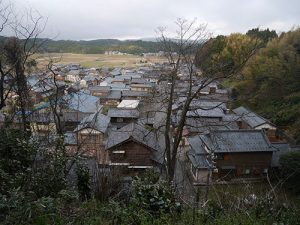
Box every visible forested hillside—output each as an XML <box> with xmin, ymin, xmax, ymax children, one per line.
<box><xmin>195</xmin><ymin>28</ymin><xmax>300</xmax><ymax>143</ymax></box>
<box><xmin>232</xmin><ymin>29</ymin><xmax>300</xmax><ymax>143</ymax></box>
<box><xmin>0</xmin><ymin>36</ymin><xmax>162</xmax><ymax>54</ymax></box>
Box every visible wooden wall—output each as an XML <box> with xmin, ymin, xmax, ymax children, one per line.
<box><xmin>214</xmin><ymin>151</ymin><xmax>273</xmax><ymax>179</ymax></box>
<box><xmin>109</xmin><ymin>141</ymin><xmax>155</xmax><ymax>167</ymax></box>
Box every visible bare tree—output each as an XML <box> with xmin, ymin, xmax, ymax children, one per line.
<box><xmin>156</xmin><ymin>18</ymin><xmax>259</xmax><ymax>183</ymax></box>
<box><xmin>0</xmin><ymin>1</ymin><xmax>46</xmax><ymax>133</ymax></box>
<box><xmin>46</xmin><ymin>59</ymin><xmax>65</xmax><ymax>135</ymax></box>
<box><xmin>0</xmin><ymin>0</ymin><xmax>12</xmax><ymax>110</ymax></box>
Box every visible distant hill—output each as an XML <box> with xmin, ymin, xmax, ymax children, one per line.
<box><xmin>0</xmin><ymin>36</ymin><xmax>163</xmax><ymax>55</ymax></box>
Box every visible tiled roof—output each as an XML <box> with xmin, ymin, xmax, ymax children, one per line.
<box><xmin>106</xmin><ymin>123</ymin><xmax>164</xmax><ymax>164</ymax></box>
<box><xmin>106</xmin><ymin>90</ymin><xmax>122</xmax><ymax>99</ymax></box>
<box><xmin>186</xmin><ymin>107</ymin><xmax>225</xmax><ymax>118</ymax></box>
<box><xmin>187</xmin><ymin>136</ymin><xmax>210</xmax><ymax>168</ymax></box>
<box><xmin>188</xmin><ymin>153</ymin><xmax>210</xmax><ymax>169</ymax></box>
<box><xmin>233</xmin><ymin>106</ymin><xmax>273</xmax><ymax>128</ymax></box>
<box><xmin>131</xmin><ymin>78</ymin><xmax>147</xmax><ymax>84</ymax></box>
<box><xmin>185</xmin><ymin>117</ymin><xmax>238</xmax><ymax>133</ymax></box>
<box><xmin>189</xmin><ymin>100</ymin><xmax>227</xmax><ymax>110</ymax></box>
<box><xmin>65</xmin><ymin>91</ymin><xmax>100</xmax><ymax>113</ymax></box>
<box><xmin>90</xmin><ymin>86</ymin><xmax>110</xmax><ymax>92</ymax></box>
<box><xmin>200</xmin><ymin>130</ymin><xmax>275</xmax><ymax>153</ymax></box>
<box><xmin>74</xmin><ymin>110</ymin><xmax>110</xmax><ymax>133</ymax></box>
<box><xmin>108</xmin><ymin>108</ymin><xmax>140</xmax><ymax>118</ymax></box>
<box><xmin>122</xmin><ymin>90</ymin><xmax>151</xmax><ymax>98</ymax></box>
<box><xmin>83</xmin><ymin>74</ymin><xmax>99</xmax><ymax>82</ymax></box>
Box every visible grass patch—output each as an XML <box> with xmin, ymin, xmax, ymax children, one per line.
<box><xmin>33</xmin><ymin>53</ymin><xmax>166</xmax><ymax>69</ymax></box>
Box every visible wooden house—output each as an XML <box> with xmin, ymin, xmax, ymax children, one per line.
<box><xmin>107</xmin><ymin>108</ymin><xmax>140</xmax><ymax>129</ymax></box>
<box><xmin>105</xmin><ymin>123</ymin><xmax>164</xmax><ymax>174</ymax></box>
<box><xmin>233</xmin><ymin>106</ymin><xmax>282</xmax><ymax>142</ymax></box>
<box><xmin>99</xmin><ymin>90</ymin><xmax>122</xmax><ymax>106</ymax></box>
<box><xmin>90</xmin><ymin>86</ymin><xmax>111</xmax><ymax>97</ymax></box>
<box><xmin>233</xmin><ymin>106</ymin><xmax>276</xmax><ymax>130</ymax></box>
<box><xmin>70</xmin><ymin>111</ymin><xmax>110</xmax><ymax>164</ymax></box>
<box><xmin>121</xmin><ymin>90</ymin><xmax>151</xmax><ymax>100</ymax></box>
<box><xmin>188</xmin><ymin>130</ymin><xmax>276</xmax><ymax>184</ymax></box>
<box><xmin>130</xmin><ymin>83</ymin><xmax>153</xmax><ymax>92</ymax></box>
<box><xmin>82</xmin><ymin>74</ymin><xmax>102</xmax><ymax>87</ymax></box>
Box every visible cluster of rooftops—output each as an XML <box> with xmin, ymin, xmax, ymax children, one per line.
<box><xmin>0</xmin><ymin>62</ymin><xmax>297</xmax><ymax>181</ymax></box>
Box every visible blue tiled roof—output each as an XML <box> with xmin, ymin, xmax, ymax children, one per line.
<box><xmin>74</xmin><ymin>110</ymin><xmax>110</xmax><ymax>133</ymax></box>
<box><xmin>65</xmin><ymin>91</ymin><xmax>99</xmax><ymax>113</ymax></box>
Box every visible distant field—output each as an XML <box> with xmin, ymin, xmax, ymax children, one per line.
<box><xmin>34</xmin><ymin>53</ymin><xmax>166</xmax><ymax>69</ymax></box>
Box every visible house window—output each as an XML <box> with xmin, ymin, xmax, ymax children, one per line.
<box><xmin>117</xmin><ymin>118</ymin><xmax>124</xmax><ymax>122</ymax></box>
<box><xmin>113</xmin><ymin>150</ymin><xmax>125</xmax><ymax>154</ymax></box>
<box><xmin>244</xmin><ymin>169</ymin><xmax>250</xmax><ymax>175</ymax></box>
<box><xmin>112</xmin><ymin>149</ymin><xmax>126</xmax><ymax>160</ymax></box>
<box><xmin>220</xmin><ymin>166</ymin><xmax>235</xmax><ymax>174</ymax></box>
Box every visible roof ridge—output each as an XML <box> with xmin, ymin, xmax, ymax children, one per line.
<box><xmin>214</xmin><ymin>129</ymin><xmax>263</xmax><ymax>133</ymax></box>
<box><xmin>235</xmin><ymin>106</ymin><xmax>274</xmax><ymax>126</ymax></box>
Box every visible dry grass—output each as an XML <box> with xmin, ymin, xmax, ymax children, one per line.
<box><xmin>34</xmin><ymin>53</ymin><xmax>166</xmax><ymax>69</ymax></box>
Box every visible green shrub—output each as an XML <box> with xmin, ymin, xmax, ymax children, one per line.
<box><xmin>279</xmin><ymin>151</ymin><xmax>300</xmax><ymax>194</ymax></box>
<box><xmin>76</xmin><ymin>163</ymin><xmax>92</xmax><ymax>201</ymax></box>
<box><xmin>0</xmin><ymin>129</ymin><xmax>36</xmax><ymax>195</ymax></box>
<box><xmin>131</xmin><ymin>172</ymin><xmax>181</xmax><ymax>217</ymax></box>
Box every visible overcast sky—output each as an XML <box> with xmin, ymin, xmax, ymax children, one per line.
<box><xmin>6</xmin><ymin>0</ymin><xmax>300</xmax><ymax>40</ymax></box>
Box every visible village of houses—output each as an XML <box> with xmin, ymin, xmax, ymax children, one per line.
<box><xmin>0</xmin><ymin>60</ymin><xmax>296</xmax><ymax>192</ymax></box>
